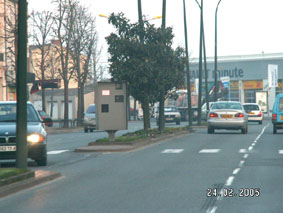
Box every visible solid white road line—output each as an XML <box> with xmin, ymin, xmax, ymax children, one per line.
<box><xmin>199</xmin><ymin>149</ymin><xmax>221</xmax><ymax>153</ymax></box>
<box><xmin>161</xmin><ymin>149</ymin><xmax>184</xmax><ymax>153</ymax></box>
<box><xmin>47</xmin><ymin>150</ymin><xmax>69</xmax><ymax>155</ymax></box>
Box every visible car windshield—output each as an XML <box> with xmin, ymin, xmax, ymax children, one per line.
<box><xmin>86</xmin><ymin>105</ymin><xmax>96</xmax><ymax>113</ymax></box>
<box><xmin>39</xmin><ymin>110</ymin><xmax>47</xmax><ymax>116</ymax></box>
<box><xmin>243</xmin><ymin>104</ymin><xmax>259</xmax><ymax>111</ymax></box>
<box><xmin>164</xmin><ymin>107</ymin><xmax>177</xmax><ymax>112</ymax></box>
<box><xmin>212</xmin><ymin>102</ymin><xmax>242</xmax><ymax>110</ymax></box>
<box><xmin>0</xmin><ymin>104</ymin><xmax>40</xmax><ymax>122</ymax></box>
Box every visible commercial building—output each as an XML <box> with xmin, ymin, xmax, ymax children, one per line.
<box><xmin>189</xmin><ymin>53</ymin><xmax>283</xmax><ymax>114</ymax></box>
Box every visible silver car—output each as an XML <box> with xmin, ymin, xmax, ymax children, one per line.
<box><xmin>83</xmin><ymin>104</ymin><xmax>96</xmax><ymax>133</ymax></box>
<box><xmin>207</xmin><ymin>101</ymin><xmax>248</xmax><ymax>134</ymax></box>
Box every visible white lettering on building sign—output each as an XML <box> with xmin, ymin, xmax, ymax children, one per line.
<box><xmin>268</xmin><ymin>64</ymin><xmax>278</xmax><ymax>88</ymax></box>
<box><xmin>102</xmin><ymin>90</ymin><xmax>110</xmax><ymax>96</ymax></box>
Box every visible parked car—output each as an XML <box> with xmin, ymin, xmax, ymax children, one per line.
<box><xmin>38</xmin><ymin>110</ymin><xmax>53</xmax><ymax>127</ymax></box>
<box><xmin>83</xmin><ymin>104</ymin><xmax>96</xmax><ymax>133</ymax></box>
<box><xmin>156</xmin><ymin>106</ymin><xmax>181</xmax><ymax>125</ymax></box>
<box><xmin>272</xmin><ymin>94</ymin><xmax>283</xmax><ymax>134</ymax></box>
<box><xmin>0</xmin><ymin>101</ymin><xmax>47</xmax><ymax>166</ymax></box>
<box><xmin>243</xmin><ymin>103</ymin><xmax>263</xmax><ymax>124</ymax></box>
<box><xmin>207</xmin><ymin>101</ymin><xmax>248</xmax><ymax>134</ymax></box>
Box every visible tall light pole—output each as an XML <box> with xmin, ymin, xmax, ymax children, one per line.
<box><xmin>183</xmin><ymin>0</ymin><xmax>192</xmax><ymax>126</ymax></box>
<box><xmin>197</xmin><ymin>0</ymin><xmax>203</xmax><ymax>125</ymax></box>
<box><xmin>16</xmin><ymin>0</ymin><xmax>28</xmax><ymax>169</ymax></box>
<box><xmin>214</xmin><ymin>0</ymin><xmax>222</xmax><ymax>102</ymax></box>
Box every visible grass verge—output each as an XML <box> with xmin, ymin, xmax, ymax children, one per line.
<box><xmin>0</xmin><ymin>168</ymin><xmax>29</xmax><ymax>180</ymax></box>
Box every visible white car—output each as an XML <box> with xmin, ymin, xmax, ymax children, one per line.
<box><xmin>243</xmin><ymin>103</ymin><xmax>263</xmax><ymax>124</ymax></box>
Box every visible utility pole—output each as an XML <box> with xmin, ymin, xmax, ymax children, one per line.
<box><xmin>183</xmin><ymin>0</ymin><xmax>192</xmax><ymax>126</ymax></box>
<box><xmin>16</xmin><ymin>0</ymin><xmax>28</xmax><ymax>169</ymax></box>
<box><xmin>197</xmin><ymin>0</ymin><xmax>203</xmax><ymax>125</ymax></box>
<box><xmin>214</xmin><ymin>0</ymin><xmax>222</xmax><ymax>102</ymax></box>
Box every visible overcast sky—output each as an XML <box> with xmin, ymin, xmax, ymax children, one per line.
<box><xmin>28</xmin><ymin>0</ymin><xmax>283</xmax><ymax>62</ymax></box>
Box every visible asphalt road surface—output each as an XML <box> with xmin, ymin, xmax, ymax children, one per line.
<box><xmin>1</xmin><ymin>120</ymin><xmax>283</xmax><ymax>213</ymax></box>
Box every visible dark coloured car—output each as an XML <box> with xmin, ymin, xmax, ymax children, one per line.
<box><xmin>38</xmin><ymin>110</ymin><xmax>53</xmax><ymax>127</ymax></box>
<box><xmin>0</xmin><ymin>101</ymin><xmax>47</xmax><ymax>166</ymax></box>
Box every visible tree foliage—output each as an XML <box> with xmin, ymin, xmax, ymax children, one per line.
<box><xmin>106</xmin><ymin>13</ymin><xmax>185</xmax><ymax>130</ymax></box>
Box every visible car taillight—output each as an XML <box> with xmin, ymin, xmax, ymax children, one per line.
<box><xmin>235</xmin><ymin>113</ymin><xmax>244</xmax><ymax>118</ymax></box>
<box><xmin>272</xmin><ymin>114</ymin><xmax>277</xmax><ymax>120</ymax></box>
<box><xmin>209</xmin><ymin>113</ymin><xmax>218</xmax><ymax>118</ymax></box>
<box><xmin>258</xmin><ymin>112</ymin><xmax>262</xmax><ymax>116</ymax></box>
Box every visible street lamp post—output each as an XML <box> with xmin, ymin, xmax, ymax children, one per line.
<box><xmin>183</xmin><ymin>0</ymin><xmax>192</xmax><ymax>126</ymax></box>
<box><xmin>214</xmin><ymin>0</ymin><xmax>222</xmax><ymax>102</ymax></box>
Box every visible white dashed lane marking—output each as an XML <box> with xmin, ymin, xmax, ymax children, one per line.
<box><xmin>161</xmin><ymin>149</ymin><xmax>184</xmax><ymax>153</ymax></box>
<box><xmin>279</xmin><ymin>150</ymin><xmax>283</xmax><ymax>154</ymax></box>
<box><xmin>47</xmin><ymin>150</ymin><xmax>69</xmax><ymax>155</ymax></box>
<box><xmin>199</xmin><ymin>149</ymin><xmax>220</xmax><ymax>153</ymax></box>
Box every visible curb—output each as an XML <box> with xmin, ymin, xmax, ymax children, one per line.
<box><xmin>0</xmin><ymin>171</ymin><xmax>35</xmax><ymax>187</ymax></box>
<box><xmin>75</xmin><ymin>130</ymin><xmax>192</xmax><ymax>153</ymax></box>
<box><xmin>0</xmin><ymin>170</ymin><xmax>61</xmax><ymax>198</ymax></box>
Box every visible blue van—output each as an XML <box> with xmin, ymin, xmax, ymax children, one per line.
<box><xmin>272</xmin><ymin>94</ymin><xmax>283</xmax><ymax>134</ymax></box>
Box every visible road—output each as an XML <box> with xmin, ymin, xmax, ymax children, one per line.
<box><xmin>0</xmin><ymin>120</ymin><xmax>283</xmax><ymax>213</ymax></box>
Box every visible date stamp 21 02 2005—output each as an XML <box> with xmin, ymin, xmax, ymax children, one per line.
<box><xmin>207</xmin><ymin>188</ymin><xmax>260</xmax><ymax>198</ymax></box>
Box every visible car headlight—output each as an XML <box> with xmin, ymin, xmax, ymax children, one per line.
<box><xmin>27</xmin><ymin>134</ymin><xmax>45</xmax><ymax>143</ymax></box>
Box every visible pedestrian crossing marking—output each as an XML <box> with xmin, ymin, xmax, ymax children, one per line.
<box><xmin>199</xmin><ymin>149</ymin><xmax>220</xmax><ymax>153</ymax></box>
<box><xmin>161</xmin><ymin>149</ymin><xmax>184</xmax><ymax>153</ymax></box>
<box><xmin>47</xmin><ymin>150</ymin><xmax>69</xmax><ymax>155</ymax></box>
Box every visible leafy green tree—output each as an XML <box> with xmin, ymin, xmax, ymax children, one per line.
<box><xmin>106</xmin><ymin>13</ymin><xmax>185</xmax><ymax>131</ymax></box>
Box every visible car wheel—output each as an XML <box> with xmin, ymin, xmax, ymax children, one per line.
<box><xmin>84</xmin><ymin>128</ymin><xmax>88</xmax><ymax>133</ymax></box>
<box><xmin>90</xmin><ymin>129</ymin><xmax>94</xmax><ymax>132</ymax></box>
<box><xmin>273</xmin><ymin>125</ymin><xmax>277</xmax><ymax>134</ymax></box>
<box><xmin>259</xmin><ymin>121</ymin><xmax>262</xmax><ymax>125</ymax></box>
<box><xmin>241</xmin><ymin>127</ymin><xmax>247</xmax><ymax>134</ymax></box>
<box><xmin>208</xmin><ymin>126</ymin><xmax>214</xmax><ymax>134</ymax></box>
<box><xmin>36</xmin><ymin>156</ymin><xmax>47</xmax><ymax>166</ymax></box>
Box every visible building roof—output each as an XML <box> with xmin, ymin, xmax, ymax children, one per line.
<box><xmin>190</xmin><ymin>52</ymin><xmax>283</xmax><ymax>64</ymax></box>
<box><xmin>32</xmin><ymin>84</ymin><xmax>95</xmax><ymax>97</ymax></box>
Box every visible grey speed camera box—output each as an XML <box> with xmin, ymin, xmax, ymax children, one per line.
<box><xmin>96</xmin><ymin>80</ymin><xmax>128</xmax><ymax>131</ymax></box>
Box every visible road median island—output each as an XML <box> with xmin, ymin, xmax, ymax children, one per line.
<box><xmin>75</xmin><ymin>126</ymin><xmax>193</xmax><ymax>152</ymax></box>
<box><xmin>0</xmin><ymin>169</ymin><xmax>61</xmax><ymax>198</ymax></box>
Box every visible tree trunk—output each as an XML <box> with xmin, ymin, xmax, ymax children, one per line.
<box><xmin>81</xmin><ymin>84</ymin><xmax>85</xmax><ymax>123</ymax></box>
<box><xmin>142</xmin><ymin>96</ymin><xmax>150</xmax><ymax>131</ymax></box>
<box><xmin>77</xmin><ymin>85</ymin><xmax>82</xmax><ymax>126</ymax></box>
<box><xmin>63</xmin><ymin>80</ymin><xmax>69</xmax><ymax>128</ymax></box>
<box><xmin>158</xmin><ymin>94</ymin><xmax>165</xmax><ymax>133</ymax></box>
<box><xmin>50</xmin><ymin>88</ymin><xmax>54</xmax><ymax>117</ymax></box>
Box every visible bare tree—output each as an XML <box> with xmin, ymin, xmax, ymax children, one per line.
<box><xmin>1</xmin><ymin>0</ymin><xmax>18</xmax><ymax>86</ymax></box>
<box><xmin>70</xmin><ymin>5</ymin><xmax>97</xmax><ymax>126</ymax></box>
<box><xmin>52</xmin><ymin>0</ymin><xmax>77</xmax><ymax>127</ymax></box>
<box><xmin>30</xmin><ymin>10</ymin><xmax>54</xmax><ymax>111</ymax></box>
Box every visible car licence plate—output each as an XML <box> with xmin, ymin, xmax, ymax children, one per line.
<box><xmin>248</xmin><ymin>112</ymin><xmax>255</xmax><ymax>115</ymax></box>
<box><xmin>0</xmin><ymin>146</ymin><xmax>16</xmax><ymax>152</ymax></box>
<box><xmin>281</xmin><ymin>115</ymin><xmax>283</xmax><ymax>120</ymax></box>
<box><xmin>221</xmin><ymin>114</ymin><xmax>233</xmax><ymax>118</ymax></box>
<box><xmin>166</xmin><ymin>118</ymin><xmax>173</xmax><ymax>121</ymax></box>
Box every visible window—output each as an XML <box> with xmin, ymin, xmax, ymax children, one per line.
<box><xmin>244</xmin><ymin>90</ymin><xmax>256</xmax><ymax>103</ymax></box>
<box><xmin>230</xmin><ymin>90</ymin><xmax>240</xmax><ymax>102</ymax></box>
<box><xmin>280</xmin><ymin>98</ymin><xmax>283</xmax><ymax>111</ymax></box>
